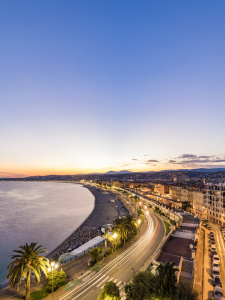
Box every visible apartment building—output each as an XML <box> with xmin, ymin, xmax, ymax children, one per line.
<box><xmin>204</xmin><ymin>181</ymin><xmax>225</xmax><ymax>227</ymax></box>
<box><xmin>169</xmin><ymin>187</ymin><xmax>181</xmax><ymax>201</ymax></box>
<box><xmin>192</xmin><ymin>190</ymin><xmax>204</xmax><ymax>218</ymax></box>
<box><xmin>181</xmin><ymin>188</ymin><xmax>189</xmax><ymax>202</ymax></box>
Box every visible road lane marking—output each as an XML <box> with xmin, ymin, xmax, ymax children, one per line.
<box><xmin>80</xmin><ymin>290</ymin><xmax>94</xmax><ymax>300</ymax></box>
<box><xmin>60</xmin><ymin>211</ymin><xmax>157</xmax><ymax>300</ymax></box>
<box><xmin>91</xmin><ymin>274</ymin><xmax>106</xmax><ymax>286</ymax></box>
<box><xmin>113</xmin><ymin>279</ymin><xmax>117</xmax><ymax>283</ymax></box>
<box><xmin>96</xmin><ymin>276</ymin><xmax>109</xmax><ymax>287</ymax></box>
<box><xmin>116</xmin><ymin>281</ymin><xmax>122</xmax><ymax>286</ymax></box>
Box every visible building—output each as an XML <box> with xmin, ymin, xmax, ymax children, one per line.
<box><xmin>111</xmin><ymin>181</ymin><xmax>120</xmax><ymax>188</ymax></box>
<box><xmin>192</xmin><ymin>190</ymin><xmax>204</xmax><ymax>218</ymax></box>
<box><xmin>160</xmin><ymin>184</ymin><xmax>169</xmax><ymax>196</ymax></box>
<box><xmin>181</xmin><ymin>188</ymin><xmax>189</xmax><ymax>202</ymax></box>
<box><xmin>169</xmin><ymin>187</ymin><xmax>181</xmax><ymax>201</ymax></box>
<box><xmin>204</xmin><ymin>181</ymin><xmax>225</xmax><ymax>227</ymax></box>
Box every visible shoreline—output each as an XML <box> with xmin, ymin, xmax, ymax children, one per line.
<box><xmin>47</xmin><ymin>184</ymin><xmax>121</xmax><ymax>260</ymax></box>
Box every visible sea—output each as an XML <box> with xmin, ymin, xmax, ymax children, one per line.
<box><xmin>0</xmin><ymin>181</ymin><xmax>95</xmax><ymax>285</ymax></box>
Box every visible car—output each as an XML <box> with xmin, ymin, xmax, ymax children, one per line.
<box><xmin>212</xmin><ymin>251</ymin><xmax>218</xmax><ymax>256</ymax></box>
<box><xmin>213</xmin><ymin>258</ymin><xmax>221</xmax><ymax>265</ymax></box>
<box><xmin>214</xmin><ymin>276</ymin><xmax>222</xmax><ymax>287</ymax></box>
<box><xmin>208</xmin><ymin>226</ymin><xmax>212</xmax><ymax>230</ymax></box>
<box><xmin>213</xmin><ymin>263</ymin><xmax>220</xmax><ymax>268</ymax></box>
<box><xmin>215</xmin><ymin>286</ymin><xmax>224</xmax><ymax>300</ymax></box>
<box><xmin>87</xmin><ymin>260</ymin><xmax>94</xmax><ymax>267</ymax></box>
<box><xmin>213</xmin><ymin>267</ymin><xmax>220</xmax><ymax>278</ymax></box>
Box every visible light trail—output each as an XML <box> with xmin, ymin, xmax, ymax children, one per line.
<box><xmin>59</xmin><ymin>209</ymin><xmax>160</xmax><ymax>300</ymax></box>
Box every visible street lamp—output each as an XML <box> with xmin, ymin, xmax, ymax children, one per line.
<box><xmin>113</xmin><ymin>233</ymin><xmax>118</xmax><ymax>258</ymax></box>
<box><xmin>48</xmin><ymin>262</ymin><xmax>59</xmax><ymax>299</ymax></box>
<box><xmin>138</xmin><ymin>219</ymin><xmax>141</xmax><ymax>237</ymax></box>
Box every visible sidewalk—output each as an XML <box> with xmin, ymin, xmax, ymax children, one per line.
<box><xmin>194</xmin><ymin>225</ymin><xmax>204</xmax><ymax>300</ymax></box>
<box><xmin>203</xmin><ymin>227</ymin><xmax>214</xmax><ymax>300</ymax></box>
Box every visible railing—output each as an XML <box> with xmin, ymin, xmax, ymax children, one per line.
<box><xmin>61</xmin><ymin>240</ymin><xmax>104</xmax><ymax>264</ymax></box>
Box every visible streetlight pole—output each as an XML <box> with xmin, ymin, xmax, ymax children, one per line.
<box><xmin>48</xmin><ymin>262</ymin><xmax>59</xmax><ymax>300</ymax></box>
<box><xmin>138</xmin><ymin>219</ymin><xmax>141</xmax><ymax>238</ymax></box>
<box><xmin>113</xmin><ymin>233</ymin><xmax>118</xmax><ymax>258</ymax></box>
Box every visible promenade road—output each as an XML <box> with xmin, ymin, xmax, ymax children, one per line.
<box><xmin>56</xmin><ymin>209</ymin><xmax>164</xmax><ymax>300</ymax></box>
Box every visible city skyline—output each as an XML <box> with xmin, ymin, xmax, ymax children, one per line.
<box><xmin>1</xmin><ymin>1</ymin><xmax>225</xmax><ymax>177</ymax></box>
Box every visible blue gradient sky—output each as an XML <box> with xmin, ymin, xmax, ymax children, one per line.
<box><xmin>1</xmin><ymin>1</ymin><xmax>225</xmax><ymax>176</ymax></box>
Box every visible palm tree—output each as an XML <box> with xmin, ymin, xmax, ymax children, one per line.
<box><xmin>104</xmin><ymin>228</ymin><xmax>109</xmax><ymax>253</ymax></box>
<box><xmin>7</xmin><ymin>242</ymin><xmax>50</xmax><ymax>300</ymax></box>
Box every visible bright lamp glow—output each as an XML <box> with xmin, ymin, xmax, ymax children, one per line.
<box><xmin>48</xmin><ymin>268</ymin><xmax>51</xmax><ymax>272</ymax></box>
<box><xmin>55</xmin><ymin>264</ymin><xmax>59</xmax><ymax>269</ymax></box>
<box><xmin>51</xmin><ymin>262</ymin><xmax>55</xmax><ymax>267</ymax></box>
<box><xmin>113</xmin><ymin>233</ymin><xmax>118</xmax><ymax>239</ymax></box>
<box><xmin>138</xmin><ymin>219</ymin><xmax>141</xmax><ymax>224</ymax></box>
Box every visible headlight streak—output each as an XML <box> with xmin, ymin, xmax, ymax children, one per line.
<box><xmin>60</xmin><ymin>210</ymin><xmax>160</xmax><ymax>300</ymax></box>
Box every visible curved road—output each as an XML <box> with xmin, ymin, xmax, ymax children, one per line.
<box><xmin>59</xmin><ymin>209</ymin><xmax>165</xmax><ymax>300</ymax></box>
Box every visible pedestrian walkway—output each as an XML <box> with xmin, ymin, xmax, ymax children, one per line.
<box><xmin>203</xmin><ymin>227</ymin><xmax>214</xmax><ymax>300</ymax></box>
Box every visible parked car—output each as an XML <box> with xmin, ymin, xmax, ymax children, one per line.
<box><xmin>87</xmin><ymin>260</ymin><xmax>94</xmax><ymax>267</ymax></box>
<box><xmin>211</xmin><ymin>241</ymin><xmax>216</xmax><ymax>245</ymax></box>
<box><xmin>213</xmin><ymin>267</ymin><xmax>220</xmax><ymax>278</ymax></box>
<box><xmin>214</xmin><ymin>276</ymin><xmax>222</xmax><ymax>287</ymax></box>
<box><xmin>208</xmin><ymin>226</ymin><xmax>212</xmax><ymax>230</ymax></box>
<box><xmin>212</xmin><ymin>251</ymin><xmax>218</xmax><ymax>256</ymax></box>
<box><xmin>213</xmin><ymin>263</ymin><xmax>220</xmax><ymax>268</ymax></box>
<box><xmin>215</xmin><ymin>286</ymin><xmax>224</xmax><ymax>300</ymax></box>
<box><xmin>211</xmin><ymin>246</ymin><xmax>216</xmax><ymax>251</ymax></box>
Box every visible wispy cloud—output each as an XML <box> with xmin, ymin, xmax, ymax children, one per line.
<box><xmin>167</xmin><ymin>154</ymin><xmax>225</xmax><ymax>166</ymax></box>
<box><xmin>0</xmin><ymin>172</ymin><xmax>27</xmax><ymax>178</ymax></box>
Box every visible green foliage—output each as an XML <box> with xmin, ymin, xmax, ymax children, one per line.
<box><xmin>46</xmin><ymin>270</ymin><xmax>67</xmax><ymax>292</ymax></box>
<box><xmin>98</xmin><ymin>281</ymin><xmax>120</xmax><ymax>300</ymax></box>
<box><xmin>88</xmin><ymin>247</ymin><xmax>103</xmax><ymax>264</ymax></box>
<box><xmin>163</xmin><ymin>221</ymin><xmax>170</xmax><ymax>235</ymax></box>
<box><xmin>125</xmin><ymin>262</ymin><xmax>198</xmax><ymax>300</ymax></box>
<box><xmin>106</xmin><ymin>248</ymin><xmax>113</xmax><ymax>255</ymax></box>
<box><xmin>7</xmin><ymin>242</ymin><xmax>50</xmax><ymax>300</ymax></box>
<box><xmin>170</xmin><ymin>219</ymin><xmax>176</xmax><ymax>226</ymax></box>
<box><xmin>17</xmin><ymin>286</ymin><xmax>49</xmax><ymax>300</ymax></box>
<box><xmin>156</xmin><ymin>262</ymin><xmax>177</xmax><ymax>299</ymax></box>
<box><xmin>177</xmin><ymin>281</ymin><xmax>198</xmax><ymax>300</ymax></box>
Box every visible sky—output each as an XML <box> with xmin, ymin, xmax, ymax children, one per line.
<box><xmin>0</xmin><ymin>0</ymin><xmax>225</xmax><ymax>177</ymax></box>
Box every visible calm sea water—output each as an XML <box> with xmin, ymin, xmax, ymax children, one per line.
<box><xmin>0</xmin><ymin>182</ymin><xmax>95</xmax><ymax>284</ymax></box>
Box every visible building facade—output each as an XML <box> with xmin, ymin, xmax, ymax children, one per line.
<box><xmin>204</xmin><ymin>181</ymin><xmax>225</xmax><ymax>227</ymax></box>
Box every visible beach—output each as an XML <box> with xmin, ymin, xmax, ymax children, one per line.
<box><xmin>48</xmin><ymin>185</ymin><xmax>129</xmax><ymax>260</ymax></box>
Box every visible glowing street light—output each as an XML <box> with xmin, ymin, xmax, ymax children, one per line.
<box><xmin>48</xmin><ymin>261</ymin><xmax>59</xmax><ymax>299</ymax></box>
<box><xmin>113</xmin><ymin>232</ymin><xmax>118</xmax><ymax>258</ymax></box>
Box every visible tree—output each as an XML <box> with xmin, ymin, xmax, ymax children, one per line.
<box><xmin>88</xmin><ymin>247</ymin><xmax>103</xmax><ymax>264</ymax></box>
<box><xmin>155</xmin><ymin>262</ymin><xmax>177</xmax><ymax>299</ymax></box>
<box><xmin>177</xmin><ymin>281</ymin><xmax>198</xmax><ymax>300</ymax></box>
<box><xmin>46</xmin><ymin>270</ymin><xmax>67</xmax><ymax>292</ymax></box>
<box><xmin>104</xmin><ymin>228</ymin><xmax>109</xmax><ymax>253</ymax></box>
<box><xmin>98</xmin><ymin>281</ymin><xmax>120</xmax><ymax>300</ymax></box>
<box><xmin>125</xmin><ymin>270</ymin><xmax>156</xmax><ymax>300</ymax></box>
<box><xmin>7</xmin><ymin>242</ymin><xmax>50</xmax><ymax>300</ymax></box>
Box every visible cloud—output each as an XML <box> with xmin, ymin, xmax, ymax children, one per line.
<box><xmin>0</xmin><ymin>172</ymin><xmax>27</xmax><ymax>178</ymax></box>
<box><xmin>147</xmin><ymin>160</ymin><xmax>159</xmax><ymax>163</ymax></box>
<box><xmin>132</xmin><ymin>158</ymin><xmax>139</xmax><ymax>161</ymax></box>
<box><xmin>167</xmin><ymin>154</ymin><xmax>225</xmax><ymax>166</ymax></box>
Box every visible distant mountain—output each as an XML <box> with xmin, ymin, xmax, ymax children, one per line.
<box><xmin>191</xmin><ymin>168</ymin><xmax>225</xmax><ymax>172</ymax></box>
<box><xmin>158</xmin><ymin>168</ymin><xmax>225</xmax><ymax>173</ymax></box>
<box><xmin>105</xmin><ymin>170</ymin><xmax>133</xmax><ymax>175</ymax></box>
